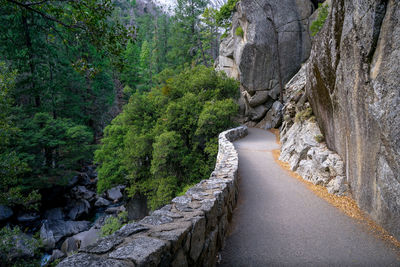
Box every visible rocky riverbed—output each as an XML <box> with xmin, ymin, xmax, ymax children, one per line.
<box><xmin>0</xmin><ymin>166</ymin><xmax>140</xmax><ymax>265</ymax></box>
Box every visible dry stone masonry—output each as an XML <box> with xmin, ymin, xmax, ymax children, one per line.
<box><xmin>58</xmin><ymin>126</ymin><xmax>248</xmax><ymax>267</ymax></box>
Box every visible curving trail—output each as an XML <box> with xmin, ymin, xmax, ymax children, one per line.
<box><xmin>218</xmin><ymin>128</ymin><xmax>399</xmax><ymax>266</ymax></box>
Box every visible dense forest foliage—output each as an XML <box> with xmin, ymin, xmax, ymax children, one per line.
<box><xmin>96</xmin><ymin>66</ymin><xmax>238</xmax><ymax>210</ymax></box>
<box><xmin>0</xmin><ymin>0</ymin><xmax>239</xmax><ymax>216</ymax></box>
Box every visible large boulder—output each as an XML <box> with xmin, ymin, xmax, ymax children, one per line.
<box><xmin>71</xmin><ymin>186</ymin><xmax>96</xmax><ymax>201</ymax></box>
<box><xmin>94</xmin><ymin>197</ymin><xmax>111</xmax><ymax>207</ymax></box>
<box><xmin>61</xmin><ymin>227</ymin><xmax>100</xmax><ymax>255</ymax></box>
<box><xmin>40</xmin><ymin>220</ymin><xmax>90</xmax><ymax>250</ymax></box>
<box><xmin>0</xmin><ymin>205</ymin><xmax>13</xmax><ymax>221</ymax></box>
<box><xmin>67</xmin><ymin>199</ymin><xmax>90</xmax><ymax>220</ymax></box>
<box><xmin>106</xmin><ymin>186</ymin><xmax>124</xmax><ymax>202</ymax></box>
<box><xmin>126</xmin><ymin>194</ymin><xmax>148</xmax><ymax>221</ymax></box>
<box><xmin>217</xmin><ymin>0</ymin><xmax>315</xmax><ymax>123</ymax></box>
<box><xmin>48</xmin><ymin>249</ymin><xmax>65</xmax><ymax>264</ymax></box>
<box><xmin>305</xmin><ymin>0</ymin><xmax>400</xmax><ymax>239</ymax></box>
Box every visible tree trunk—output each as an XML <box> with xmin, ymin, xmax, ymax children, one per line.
<box><xmin>22</xmin><ymin>12</ymin><xmax>40</xmax><ymax>108</ymax></box>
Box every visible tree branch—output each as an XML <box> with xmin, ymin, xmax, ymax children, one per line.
<box><xmin>6</xmin><ymin>0</ymin><xmax>85</xmax><ymax>30</ymax></box>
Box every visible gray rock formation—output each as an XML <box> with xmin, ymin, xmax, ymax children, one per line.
<box><xmin>67</xmin><ymin>199</ymin><xmax>90</xmax><ymax>220</ymax></box>
<box><xmin>58</xmin><ymin>126</ymin><xmax>248</xmax><ymax>267</ymax></box>
<box><xmin>305</xmin><ymin>0</ymin><xmax>400</xmax><ymax>239</ymax></box>
<box><xmin>217</xmin><ymin>0</ymin><xmax>315</xmax><ymax>124</ymax></box>
<box><xmin>94</xmin><ymin>197</ymin><xmax>111</xmax><ymax>207</ymax></box>
<box><xmin>61</xmin><ymin>227</ymin><xmax>100</xmax><ymax>255</ymax></box>
<box><xmin>40</xmin><ymin>220</ymin><xmax>91</xmax><ymax>250</ymax></box>
<box><xmin>49</xmin><ymin>249</ymin><xmax>66</xmax><ymax>264</ymax></box>
<box><xmin>106</xmin><ymin>186</ymin><xmax>124</xmax><ymax>202</ymax></box>
<box><xmin>280</xmin><ymin>63</ymin><xmax>348</xmax><ymax>196</ymax></box>
<box><xmin>71</xmin><ymin>186</ymin><xmax>96</xmax><ymax>201</ymax></box>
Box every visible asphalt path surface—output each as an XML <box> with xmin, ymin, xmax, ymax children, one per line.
<box><xmin>218</xmin><ymin>128</ymin><xmax>400</xmax><ymax>267</ymax></box>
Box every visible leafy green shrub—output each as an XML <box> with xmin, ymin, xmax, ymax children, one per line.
<box><xmin>235</xmin><ymin>26</ymin><xmax>244</xmax><ymax>38</ymax></box>
<box><xmin>213</xmin><ymin>0</ymin><xmax>240</xmax><ymax>37</ymax></box>
<box><xmin>100</xmin><ymin>212</ymin><xmax>128</xmax><ymax>237</ymax></box>
<box><xmin>310</xmin><ymin>3</ymin><xmax>329</xmax><ymax>36</ymax></box>
<box><xmin>314</xmin><ymin>134</ymin><xmax>325</xmax><ymax>143</ymax></box>
<box><xmin>295</xmin><ymin>107</ymin><xmax>313</xmax><ymax>123</ymax></box>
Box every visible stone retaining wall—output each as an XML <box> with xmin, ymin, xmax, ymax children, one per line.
<box><xmin>58</xmin><ymin>126</ymin><xmax>248</xmax><ymax>267</ymax></box>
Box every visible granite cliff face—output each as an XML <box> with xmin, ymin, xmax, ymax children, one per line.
<box><xmin>219</xmin><ymin>0</ymin><xmax>400</xmax><ymax>240</ymax></box>
<box><xmin>279</xmin><ymin>64</ymin><xmax>348</xmax><ymax>196</ymax></box>
<box><xmin>217</xmin><ymin>0</ymin><xmax>315</xmax><ymax>124</ymax></box>
<box><xmin>306</xmin><ymin>0</ymin><xmax>400</xmax><ymax>239</ymax></box>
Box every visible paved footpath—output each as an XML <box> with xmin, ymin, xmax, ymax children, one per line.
<box><xmin>219</xmin><ymin>128</ymin><xmax>400</xmax><ymax>267</ymax></box>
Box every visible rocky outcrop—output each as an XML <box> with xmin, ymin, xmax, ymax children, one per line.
<box><xmin>280</xmin><ymin>64</ymin><xmax>348</xmax><ymax>195</ymax></box>
<box><xmin>40</xmin><ymin>220</ymin><xmax>91</xmax><ymax>250</ymax></box>
<box><xmin>58</xmin><ymin>126</ymin><xmax>248</xmax><ymax>267</ymax></box>
<box><xmin>305</xmin><ymin>0</ymin><xmax>400</xmax><ymax>239</ymax></box>
<box><xmin>217</xmin><ymin>0</ymin><xmax>315</xmax><ymax>125</ymax></box>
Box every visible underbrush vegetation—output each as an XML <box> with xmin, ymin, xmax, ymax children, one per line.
<box><xmin>235</xmin><ymin>26</ymin><xmax>244</xmax><ymax>38</ymax></box>
<box><xmin>100</xmin><ymin>212</ymin><xmax>129</xmax><ymax>237</ymax></box>
<box><xmin>95</xmin><ymin>66</ymin><xmax>239</xmax><ymax>210</ymax></box>
<box><xmin>295</xmin><ymin>107</ymin><xmax>314</xmax><ymax>123</ymax></box>
<box><xmin>310</xmin><ymin>3</ymin><xmax>329</xmax><ymax>36</ymax></box>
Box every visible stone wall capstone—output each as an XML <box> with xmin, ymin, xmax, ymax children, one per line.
<box><xmin>58</xmin><ymin>126</ymin><xmax>248</xmax><ymax>267</ymax></box>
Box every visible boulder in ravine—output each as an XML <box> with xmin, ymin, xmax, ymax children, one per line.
<box><xmin>106</xmin><ymin>186</ymin><xmax>124</xmax><ymax>202</ymax></box>
<box><xmin>48</xmin><ymin>249</ymin><xmax>65</xmax><ymax>264</ymax></box>
<box><xmin>94</xmin><ymin>197</ymin><xmax>111</xmax><ymax>207</ymax></box>
<box><xmin>105</xmin><ymin>205</ymin><xmax>126</xmax><ymax>215</ymax></box>
<box><xmin>71</xmin><ymin>186</ymin><xmax>96</xmax><ymax>201</ymax></box>
<box><xmin>40</xmin><ymin>220</ymin><xmax>90</xmax><ymax>250</ymax></box>
<box><xmin>217</xmin><ymin>0</ymin><xmax>315</xmax><ymax>123</ymax></box>
<box><xmin>68</xmin><ymin>175</ymin><xmax>79</xmax><ymax>187</ymax></box>
<box><xmin>126</xmin><ymin>194</ymin><xmax>148</xmax><ymax>221</ymax></box>
<box><xmin>61</xmin><ymin>227</ymin><xmax>100</xmax><ymax>255</ymax></box>
<box><xmin>67</xmin><ymin>199</ymin><xmax>90</xmax><ymax>220</ymax></box>
<box><xmin>77</xmin><ymin>173</ymin><xmax>95</xmax><ymax>187</ymax></box>
<box><xmin>0</xmin><ymin>205</ymin><xmax>13</xmax><ymax>221</ymax></box>
<box><xmin>305</xmin><ymin>0</ymin><xmax>400</xmax><ymax>239</ymax></box>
